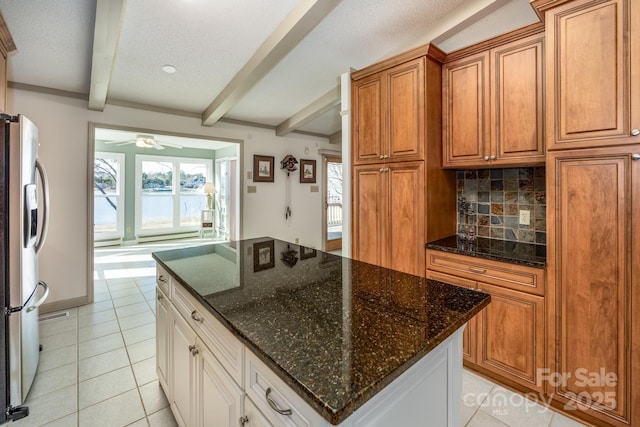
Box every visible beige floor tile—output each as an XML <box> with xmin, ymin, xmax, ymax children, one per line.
<box><xmin>93</xmin><ymin>291</ymin><xmax>112</xmax><ymax>302</ymax></box>
<box><xmin>127</xmin><ymin>418</ymin><xmax>150</xmax><ymax>427</ymax></box>
<box><xmin>467</xmin><ymin>410</ymin><xmax>510</xmax><ymax>427</ymax></box>
<box><xmin>109</xmin><ymin>286</ymin><xmax>143</xmax><ymax>299</ymax></box>
<box><xmin>148</xmin><ymin>407</ymin><xmax>177</xmax><ymax>427</ymax></box>
<box><xmin>38</xmin><ymin>345</ymin><xmax>77</xmax><ymax>372</ymax></box>
<box><xmin>123</xmin><ymin>323</ymin><xmax>156</xmax><ymax>346</ymax></box>
<box><xmin>119</xmin><ymin>311</ymin><xmax>156</xmax><ymax>331</ymax></box>
<box><xmin>136</xmin><ymin>282</ymin><xmax>156</xmax><ymax>294</ymax></box>
<box><xmin>479</xmin><ymin>386</ymin><xmax>553</xmax><ymax>427</ymax></box>
<box><xmin>113</xmin><ymin>293</ymin><xmax>148</xmax><ymax>308</ymax></box>
<box><xmin>117</xmin><ymin>302</ymin><xmax>153</xmax><ymax>319</ymax></box>
<box><xmin>127</xmin><ymin>338</ymin><xmax>156</xmax><ymax>364</ymax></box>
<box><xmin>139</xmin><ymin>380</ymin><xmax>169</xmax><ymax>415</ymax></box>
<box><xmin>79</xmin><ymin>366</ymin><xmax>137</xmax><ymax>409</ymax></box>
<box><xmin>133</xmin><ymin>357</ymin><xmax>158</xmax><ymax>386</ymax></box>
<box><xmin>79</xmin><ymin>347</ymin><xmax>130</xmax><ymax>381</ymax></box>
<box><xmin>79</xmin><ymin>332</ymin><xmax>124</xmax><ymax>360</ymax></box>
<box><xmin>79</xmin><ymin>319</ymin><xmax>120</xmax><ymax>342</ymax></box>
<box><xmin>79</xmin><ymin>389</ymin><xmax>146</xmax><ymax>427</ymax></box>
<box><xmin>40</xmin><ymin>330</ymin><xmax>77</xmax><ymax>353</ymax></box>
<box><xmin>13</xmin><ymin>384</ymin><xmax>77</xmax><ymax>426</ymax></box>
<box><xmin>78</xmin><ymin>308</ymin><xmax>117</xmax><ymax>327</ymax></box>
<box><xmin>41</xmin><ymin>413</ymin><xmax>78</xmax><ymax>426</ymax></box>
<box><xmin>28</xmin><ymin>362</ymin><xmax>77</xmax><ymax>399</ymax></box>
<box><xmin>40</xmin><ymin>317</ymin><xmax>77</xmax><ymax>338</ymax></box>
<box><xmin>77</xmin><ymin>300</ymin><xmax>114</xmax><ymax>315</ymax></box>
<box><xmin>550</xmin><ymin>412</ymin><xmax>589</xmax><ymax>426</ymax></box>
<box><xmin>143</xmin><ymin>291</ymin><xmax>156</xmax><ymax>302</ymax></box>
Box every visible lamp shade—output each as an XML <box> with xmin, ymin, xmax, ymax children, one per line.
<box><xmin>203</xmin><ymin>182</ymin><xmax>215</xmax><ymax>194</ymax></box>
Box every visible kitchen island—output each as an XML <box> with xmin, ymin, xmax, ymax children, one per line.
<box><xmin>152</xmin><ymin>237</ymin><xmax>490</xmax><ymax>426</ymax></box>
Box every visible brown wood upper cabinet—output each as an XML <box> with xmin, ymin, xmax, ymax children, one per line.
<box><xmin>442</xmin><ymin>33</ymin><xmax>545</xmax><ymax>168</ymax></box>
<box><xmin>542</xmin><ymin>0</ymin><xmax>640</xmax><ymax>150</ymax></box>
<box><xmin>352</xmin><ymin>57</ymin><xmax>425</xmax><ymax>165</ymax></box>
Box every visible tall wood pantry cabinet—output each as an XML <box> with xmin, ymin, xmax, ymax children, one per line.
<box><xmin>534</xmin><ymin>0</ymin><xmax>640</xmax><ymax>425</ymax></box>
<box><xmin>441</xmin><ymin>27</ymin><xmax>545</xmax><ymax>168</ymax></box>
<box><xmin>351</xmin><ymin>44</ymin><xmax>456</xmax><ymax>277</ymax></box>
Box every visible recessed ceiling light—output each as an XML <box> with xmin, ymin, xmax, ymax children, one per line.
<box><xmin>162</xmin><ymin>64</ymin><xmax>177</xmax><ymax>74</ymax></box>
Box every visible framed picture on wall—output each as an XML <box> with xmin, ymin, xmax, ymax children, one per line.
<box><xmin>299</xmin><ymin>245</ymin><xmax>317</xmax><ymax>260</ymax></box>
<box><xmin>299</xmin><ymin>159</ymin><xmax>316</xmax><ymax>183</ymax></box>
<box><xmin>253</xmin><ymin>240</ymin><xmax>275</xmax><ymax>272</ymax></box>
<box><xmin>253</xmin><ymin>155</ymin><xmax>274</xmax><ymax>182</ymax></box>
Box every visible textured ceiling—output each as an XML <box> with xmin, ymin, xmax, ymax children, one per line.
<box><xmin>0</xmin><ymin>0</ymin><xmax>539</xmax><ymax>138</ymax></box>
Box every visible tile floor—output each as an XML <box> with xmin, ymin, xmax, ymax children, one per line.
<box><xmin>17</xmin><ymin>239</ymin><xmax>588</xmax><ymax>426</ymax></box>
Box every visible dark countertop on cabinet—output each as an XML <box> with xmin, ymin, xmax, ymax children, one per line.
<box><xmin>152</xmin><ymin>237</ymin><xmax>490</xmax><ymax>425</ymax></box>
<box><xmin>426</xmin><ymin>236</ymin><xmax>546</xmax><ymax>268</ymax></box>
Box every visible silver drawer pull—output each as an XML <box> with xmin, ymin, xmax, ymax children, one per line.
<box><xmin>157</xmin><ymin>293</ymin><xmax>164</xmax><ymax>301</ymax></box>
<box><xmin>265</xmin><ymin>387</ymin><xmax>292</xmax><ymax>416</ymax></box>
<box><xmin>188</xmin><ymin>344</ymin><xmax>199</xmax><ymax>356</ymax></box>
<box><xmin>191</xmin><ymin>310</ymin><xmax>204</xmax><ymax>323</ymax></box>
<box><xmin>468</xmin><ymin>267</ymin><xmax>486</xmax><ymax>274</ymax></box>
<box><xmin>158</xmin><ymin>274</ymin><xmax>167</xmax><ymax>283</ymax></box>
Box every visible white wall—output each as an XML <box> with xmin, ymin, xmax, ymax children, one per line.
<box><xmin>8</xmin><ymin>88</ymin><xmax>334</xmax><ymax>309</ymax></box>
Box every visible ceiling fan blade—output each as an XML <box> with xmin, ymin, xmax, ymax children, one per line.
<box><xmin>116</xmin><ymin>141</ymin><xmax>136</xmax><ymax>146</ymax></box>
<box><xmin>158</xmin><ymin>142</ymin><xmax>183</xmax><ymax>149</ymax></box>
<box><xmin>104</xmin><ymin>139</ymin><xmax>133</xmax><ymax>145</ymax></box>
<box><xmin>153</xmin><ymin>144</ymin><xmax>165</xmax><ymax>150</ymax></box>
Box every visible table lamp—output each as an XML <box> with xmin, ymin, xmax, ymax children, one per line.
<box><xmin>204</xmin><ymin>182</ymin><xmax>215</xmax><ymax>210</ymax></box>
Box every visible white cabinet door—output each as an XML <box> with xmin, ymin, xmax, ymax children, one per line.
<box><xmin>171</xmin><ymin>306</ymin><xmax>197</xmax><ymax>427</ymax></box>
<box><xmin>156</xmin><ymin>287</ymin><xmax>171</xmax><ymax>396</ymax></box>
<box><xmin>196</xmin><ymin>340</ymin><xmax>243</xmax><ymax>427</ymax></box>
<box><xmin>244</xmin><ymin>398</ymin><xmax>274</xmax><ymax>427</ymax></box>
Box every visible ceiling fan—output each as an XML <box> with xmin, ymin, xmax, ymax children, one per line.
<box><xmin>104</xmin><ymin>134</ymin><xmax>182</xmax><ymax>150</ymax></box>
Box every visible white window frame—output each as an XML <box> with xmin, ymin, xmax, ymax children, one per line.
<box><xmin>94</xmin><ymin>151</ymin><xmax>126</xmax><ymax>240</ymax></box>
<box><xmin>135</xmin><ymin>154</ymin><xmax>213</xmax><ymax>236</ymax></box>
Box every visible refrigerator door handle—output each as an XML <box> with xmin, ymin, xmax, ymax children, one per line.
<box><xmin>34</xmin><ymin>160</ymin><xmax>50</xmax><ymax>254</ymax></box>
<box><xmin>25</xmin><ymin>281</ymin><xmax>49</xmax><ymax>313</ymax></box>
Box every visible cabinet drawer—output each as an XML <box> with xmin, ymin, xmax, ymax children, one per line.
<box><xmin>156</xmin><ymin>265</ymin><xmax>171</xmax><ymax>297</ymax></box>
<box><xmin>245</xmin><ymin>351</ymin><xmax>323</xmax><ymax>427</ymax></box>
<box><xmin>426</xmin><ymin>250</ymin><xmax>544</xmax><ymax>296</ymax></box>
<box><xmin>172</xmin><ymin>281</ymin><xmax>244</xmax><ymax>386</ymax></box>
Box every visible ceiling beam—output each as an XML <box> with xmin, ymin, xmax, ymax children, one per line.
<box><xmin>276</xmin><ymin>86</ymin><xmax>340</xmax><ymax>136</ymax></box>
<box><xmin>88</xmin><ymin>0</ymin><xmax>126</xmax><ymax>111</ymax></box>
<box><xmin>428</xmin><ymin>0</ymin><xmax>510</xmax><ymax>46</ymax></box>
<box><xmin>201</xmin><ymin>0</ymin><xmax>341</xmax><ymax>127</ymax></box>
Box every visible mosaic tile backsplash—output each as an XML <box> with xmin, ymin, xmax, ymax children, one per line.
<box><xmin>456</xmin><ymin>167</ymin><xmax>546</xmax><ymax>246</ymax></box>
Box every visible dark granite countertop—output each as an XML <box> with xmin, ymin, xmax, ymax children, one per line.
<box><xmin>426</xmin><ymin>235</ymin><xmax>546</xmax><ymax>268</ymax></box>
<box><xmin>152</xmin><ymin>237</ymin><xmax>490</xmax><ymax>425</ymax></box>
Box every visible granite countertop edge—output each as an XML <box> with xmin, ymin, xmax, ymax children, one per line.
<box><xmin>153</xmin><ymin>255</ymin><xmax>490</xmax><ymax>425</ymax></box>
<box><xmin>426</xmin><ymin>237</ymin><xmax>547</xmax><ymax>268</ymax></box>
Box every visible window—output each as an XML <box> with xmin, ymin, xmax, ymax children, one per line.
<box><xmin>94</xmin><ymin>152</ymin><xmax>125</xmax><ymax>239</ymax></box>
<box><xmin>136</xmin><ymin>155</ymin><xmax>212</xmax><ymax>234</ymax></box>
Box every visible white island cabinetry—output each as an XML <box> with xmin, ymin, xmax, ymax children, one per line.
<box><xmin>155</xmin><ymin>261</ymin><xmax>471</xmax><ymax>427</ymax></box>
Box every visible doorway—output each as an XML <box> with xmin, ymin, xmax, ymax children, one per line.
<box><xmin>324</xmin><ymin>156</ymin><xmax>342</xmax><ymax>251</ymax></box>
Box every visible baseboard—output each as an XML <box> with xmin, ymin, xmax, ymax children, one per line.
<box><xmin>137</xmin><ymin>231</ymin><xmax>199</xmax><ymax>243</ymax></box>
<box><xmin>40</xmin><ymin>296</ymin><xmax>89</xmax><ymax>314</ymax></box>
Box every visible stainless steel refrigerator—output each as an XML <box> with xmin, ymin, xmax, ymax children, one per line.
<box><xmin>0</xmin><ymin>114</ymin><xmax>50</xmax><ymax>422</ymax></box>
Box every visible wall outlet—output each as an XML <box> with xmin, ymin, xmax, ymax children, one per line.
<box><xmin>247</xmin><ymin>171</ymin><xmax>253</xmax><ymax>180</ymax></box>
<box><xmin>247</xmin><ymin>185</ymin><xmax>257</xmax><ymax>193</ymax></box>
<box><xmin>295</xmin><ymin>237</ymin><xmax>299</xmax><ymax>244</ymax></box>
<box><xmin>519</xmin><ymin>210</ymin><xmax>531</xmax><ymax>226</ymax></box>
<box><xmin>310</xmin><ymin>185</ymin><xmax>319</xmax><ymax>192</ymax></box>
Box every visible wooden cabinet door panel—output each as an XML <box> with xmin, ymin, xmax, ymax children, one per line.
<box><xmin>353</xmin><ymin>75</ymin><xmax>384</xmax><ymax>163</ymax></box>
<box><xmin>387</xmin><ymin>57</ymin><xmax>425</xmax><ymax>161</ymax></box>
<box><xmin>491</xmin><ymin>35</ymin><xmax>545</xmax><ymax>164</ymax></box>
<box><xmin>426</xmin><ymin>269</ymin><xmax>477</xmax><ymax>363</ymax></box>
<box><xmin>352</xmin><ymin>166</ymin><xmax>386</xmax><ymax>266</ymax></box>
<box><xmin>387</xmin><ymin>161</ymin><xmax>424</xmax><ymax>276</ymax></box>
<box><xmin>443</xmin><ymin>52</ymin><xmax>490</xmax><ymax>167</ymax></box>
<box><xmin>477</xmin><ymin>282</ymin><xmax>545</xmax><ymax>393</ymax></box>
<box><xmin>548</xmin><ymin>148</ymin><xmax>636</xmax><ymax>423</ymax></box>
<box><xmin>546</xmin><ymin>0</ymin><xmax>637</xmax><ymax>149</ymax></box>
